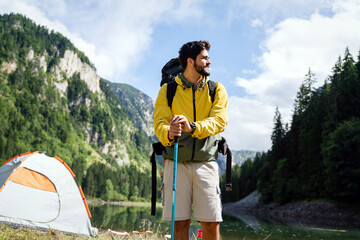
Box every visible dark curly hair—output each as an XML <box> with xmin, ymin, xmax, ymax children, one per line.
<box><xmin>178</xmin><ymin>40</ymin><xmax>210</xmax><ymax>70</ymax></box>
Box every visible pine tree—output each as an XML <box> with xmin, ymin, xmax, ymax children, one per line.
<box><xmin>271</xmin><ymin>107</ymin><xmax>285</xmax><ymax>145</ymax></box>
<box><xmin>339</xmin><ymin>48</ymin><xmax>360</xmax><ymax>119</ymax></box>
<box><xmin>294</xmin><ymin>69</ymin><xmax>316</xmax><ymax>115</ymax></box>
<box><xmin>258</xmin><ymin>108</ymin><xmax>287</xmax><ymax>202</ymax></box>
<box><xmin>298</xmin><ymin>86</ymin><xmax>327</xmax><ymax>199</ymax></box>
<box><xmin>321</xmin><ymin>49</ymin><xmax>360</xmax><ymax>201</ymax></box>
<box><xmin>270</xmin><ymin>107</ymin><xmax>287</xmax><ymax>163</ymax></box>
<box><xmin>322</xmin><ymin>118</ymin><xmax>360</xmax><ymax>200</ymax></box>
<box><xmin>272</xmin><ymin>158</ymin><xmax>293</xmax><ymax>203</ymax></box>
<box><xmin>356</xmin><ymin>50</ymin><xmax>360</xmax><ymax>82</ymax></box>
<box><xmin>104</xmin><ymin>179</ymin><xmax>115</xmax><ymax>201</ymax></box>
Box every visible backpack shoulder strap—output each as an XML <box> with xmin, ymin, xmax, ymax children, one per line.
<box><xmin>150</xmin><ymin>142</ymin><xmax>166</xmax><ymax>216</ymax></box>
<box><xmin>166</xmin><ymin>80</ymin><xmax>178</xmax><ymax>108</ymax></box>
<box><xmin>167</xmin><ymin>79</ymin><xmax>216</xmax><ymax>108</ymax></box>
<box><xmin>207</xmin><ymin>80</ymin><xmax>216</xmax><ymax>103</ymax></box>
<box><xmin>218</xmin><ymin>137</ymin><xmax>232</xmax><ymax>191</ymax></box>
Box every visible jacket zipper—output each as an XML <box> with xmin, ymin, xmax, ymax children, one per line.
<box><xmin>191</xmin><ymin>88</ymin><xmax>196</xmax><ymax>161</ymax></box>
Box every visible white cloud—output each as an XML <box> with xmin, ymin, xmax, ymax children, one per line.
<box><xmin>52</xmin><ymin>0</ymin><xmax>176</xmax><ymax>81</ymax></box>
<box><xmin>242</xmin><ymin>69</ymin><xmax>257</xmax><ymax>75</ymax></box>
<box><xmin>251</xmin><ymin>19</ymin><xmax>263</xmax><ymax>28</ymax></box>
<box><xmin>166</xmin><ymin>0</ymin><xmax>206</xmax><ymax>22</ymax></box>
<box><xmin>228</xmin><ymin>0</ymin><xmax>332</xmax><ymax>25</ymax></box>
<box><xmin>229</xmin><ymin>0</ymin><xmax>360</xmax><ymax>151</ymax></box>
<box><xmin>223</xmin><ymin>96</ymin><xmax>274</xmax><ymax>151</ymax></box>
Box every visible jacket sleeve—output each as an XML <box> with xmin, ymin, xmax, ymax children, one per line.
<box><xmin>153</xmin><ymin>84</ymin><xmax>174</xmax><ymax>146</ymax></box>
<box><xmin>191</xmin><ymin>82</ymin><xmax>228</xmax><ymax>139</ymax></box>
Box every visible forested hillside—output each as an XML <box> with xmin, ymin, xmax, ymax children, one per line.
<box><xmin>0</xmin><ymin>13</ymin><xmax>156</xmax><ymax>201</ymax></box>
<box><xmin>104</xmin><ymin>80</ymin><xmax>155</xmax><ymax>138</ymax></box>
<box><xmin>223</xmin><ymin>48</ymin><xmax>360</xmax><ymax>204</ymax></box>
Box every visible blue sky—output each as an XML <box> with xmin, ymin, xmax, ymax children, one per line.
<box><xmin>1</xmin><ymin>0</ymin><xmax>360</xmax><ymax>151</ymax></box>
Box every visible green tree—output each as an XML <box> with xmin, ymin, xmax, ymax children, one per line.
<box><xmin>272</xmin><ymin>158</ymin><xmax>293</xmax><ymax>203</ymax></box>
<box><xmin>297</xmin><ymin>86</ymin><xmax>327</xmax><ymax>199</ymax></box>
<box><xmin>83</xmin><ymin>168</ymin><xmax>96</xmax><ymax>197</ymax></box>
<box><xmin>130</xmin><ymin>186</ymin><xmax>139</xmax><ymax>201</ymax></box>
<box><xmin>239</xmin><ymin>159</ymin><xmax>256</xmax><ymax>198</ymax></box>
<box><xmin>104</xmin><ymin>179</ymin><xmax>115</xmax><ymax>201</ymax></box>
<box><xmin>257</xmin><ymin>160</ymin><xmax>273</xmax><ymax>203</ymax></box>
<box><xmin>337</xmin><ymin>48</ymin><xmax>360</xmax><ymax>121</ymax></box>
<box><xmin>294</xmin><ymin>69</ymin><xmax>316</xmax><ymax>115</ymax></box>
<box><xmin>120</xmin><ymin>181</ymin><xmax>130</xmax><ymax>199</ymax></box>
<box><xmin>322</xmin><ymin>118</ymin><xmax>360</xmax><ymax>200</ymax></box>
<box><xmin>271</xmin><ymin>107</ymin><xmax>286</xmax><ymax>148</ymax></box>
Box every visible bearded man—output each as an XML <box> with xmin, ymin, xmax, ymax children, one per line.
<box><xmin>154</xmin><ymin>40</ymin><xmax>228</xmax><ymax>240</ymax></box>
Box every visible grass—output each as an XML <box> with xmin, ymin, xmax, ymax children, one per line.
<box><xmin>0</xmin><ymin>224</ymin><xmax>85</xmax><ymax>240</ymax></box>
<box><xmin>0</xmin><ymin>224</ymin><xmax>166</xmax><ymax>240</ymax></box>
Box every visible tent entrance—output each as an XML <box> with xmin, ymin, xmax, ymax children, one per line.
<box><xmin>0</xmin><ymin>167</ymin><xmax>60</xmax><ymax>223</ymax></box>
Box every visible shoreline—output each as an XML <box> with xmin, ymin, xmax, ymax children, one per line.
<box><xmin>86</xmin><ymin>199</ymin><xmax>163</xmax><ymax>208</ymax></box>
<box><xmin>86</xmin><ymin>199</ymin><xmax>157</xmax><ymax>207</ymax></box>
<box><xmin>223</xmin><ymin>191</ymin><xmax>360</xmax><ymax>229</ymax></box>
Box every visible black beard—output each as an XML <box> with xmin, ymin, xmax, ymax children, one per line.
<box><xmin>194</xmin><ymin>62</ymin><xmax>210</xmax><ymax>76</ymax></box>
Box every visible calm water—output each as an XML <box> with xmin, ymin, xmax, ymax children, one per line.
<box><xmin>89</xmin><ymin>204</ymin><xmax>360</xmax><ymax>239</ymax></box>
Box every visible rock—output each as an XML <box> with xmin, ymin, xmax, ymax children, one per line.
<box><xmin>1</xmin><ymin>61</ymin><xmax>17</xmax><ymax>74</ymax></box>
<box><xmin>223</xmin><ymin>191</ymin><xmax>360</xmax><ymax>229</ymax></box>
<box><xmin>55</xmin><ymin>50</ymin><xmax>100</xmax><ymax>94</ymax></box>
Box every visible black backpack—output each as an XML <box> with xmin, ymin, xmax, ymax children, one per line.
<box><xmin>150</xmin><ymin>58</ymin><xmax>232</xmax><ymax>216</ymax></box>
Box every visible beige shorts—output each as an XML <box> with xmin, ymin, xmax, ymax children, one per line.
<box><xmin>162</xmin><ymin>160</ymin><xmax>223</xmax><ymax>222</ymax></box>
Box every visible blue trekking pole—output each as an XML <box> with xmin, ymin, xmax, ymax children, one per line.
<box><xmin>171</xmin><ymin>136</ymin><xmax>179</xmax><ymax>240</ymax></box>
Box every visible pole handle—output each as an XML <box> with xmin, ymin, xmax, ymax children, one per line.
<box><xmin>174</xmin><ymin>136</ymin><xmax>179</xmax><ymax>143</ymax></box>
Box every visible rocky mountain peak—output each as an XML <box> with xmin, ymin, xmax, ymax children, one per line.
<box><xmin>54</xmin><ymin>50</ymin><xmax>100</xmax><ymax>94</ymax></box>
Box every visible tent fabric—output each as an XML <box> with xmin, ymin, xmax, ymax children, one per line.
<box><xmin>0</xmin><ymin>152</ymin><xmax>98</xmax><ymax>236</ymax></box>
<box><xmin>0</xmin><ymin>152</ymin><xmax>34</xmax><ymax>189</ymax></box>
<box><xmin>9</xmin><ymin>167</ymin><xmax>57</xmax><ymax>192</ymax></box>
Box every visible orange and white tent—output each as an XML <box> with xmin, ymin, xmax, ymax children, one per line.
<box><xmin>0</xmin><ymin>151</ymin><xmax>98</xmax><ymax>236</ymax></box>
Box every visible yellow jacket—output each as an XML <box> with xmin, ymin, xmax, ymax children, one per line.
<box><xmin>153</xmin><ymin>75</ymin><xmax>228</xmax><ymax>162</ymax></box>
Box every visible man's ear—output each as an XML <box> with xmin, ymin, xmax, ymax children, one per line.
<box><xmin>187</xmin><ymin>58</ymin><xmax>194</xmax><ymax>66</ymax></box>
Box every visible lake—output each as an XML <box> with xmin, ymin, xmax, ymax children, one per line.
<box><xmin>89</xmin><ymin>204</ymin><xmax>360</xmax><ymax>239</ymax></box>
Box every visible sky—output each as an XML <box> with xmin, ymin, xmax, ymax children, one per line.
<box><xmin>1</xmin><ymin>0</ymin><xmax>360</xmax><ymax>151</ymax></box>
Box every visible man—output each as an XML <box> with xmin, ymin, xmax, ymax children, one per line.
<box><xmin>153</xmin><ymin>40</ymin><xmax>228</xmax><ymax>240</ymax></box>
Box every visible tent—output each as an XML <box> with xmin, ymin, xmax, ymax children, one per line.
<box><xmin>0</xmin><ymin>151</ymin><xmax>98</xmax><ymax>236</ymax></box>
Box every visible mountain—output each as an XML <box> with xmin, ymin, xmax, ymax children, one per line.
<box><xmin>232</xmin><ymin>150</ymin><xmax>258</xmax><ymax>165</ymax></box>
<box><xmin>104</xmin><ymin>80</ymin><xmax>155</xmax><ymax>139</ymax></box>
<box><xmin>0</xmin><ymin>13</ymin><xmax>153</xmax><ymax>201</ymax></box>
<box><xmin>217</xmin><ymin>149</ymin><xmax>258</xmax><ymax>175</ymax></box>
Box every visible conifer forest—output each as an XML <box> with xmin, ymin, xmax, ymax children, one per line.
<box><xmin>221</xmin><ymin>48</ymin><xmax>360</xmax><ymax>204</ymax></box>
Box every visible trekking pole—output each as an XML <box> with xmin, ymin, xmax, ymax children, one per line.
<box><xmin>171</xmin><ymin>136</ymin><xmax>179</xmax><ymax>240</ymax></box>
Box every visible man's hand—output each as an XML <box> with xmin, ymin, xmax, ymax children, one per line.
<box><xmin>168</xmin><ymin>122</ymin><xmax>181</xmax><ymax>141</ymax></box>
<box><xmin>168</xmin><ymin>115</ymin><xmax>192</xmax><ymax>140</ymax></box>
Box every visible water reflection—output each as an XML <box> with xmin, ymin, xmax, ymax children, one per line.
<box><xmin>89</xmin><ymin>204</ymin><xmax>360</xmax><ymax>240</ymax></box>
<box><xmin>90</xmin><ymin>205</ymin><xmax>166</xmax><ymax>233</ymax></box>
<box><xmin>90</xmin><ymin>205</ymin><xmax>201</xmax><ymax>237</ymax></box>
<box><xmin>222</xmin><ymin>210</ymin><xmax>360</xmax><ymax>240</ymax></box>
